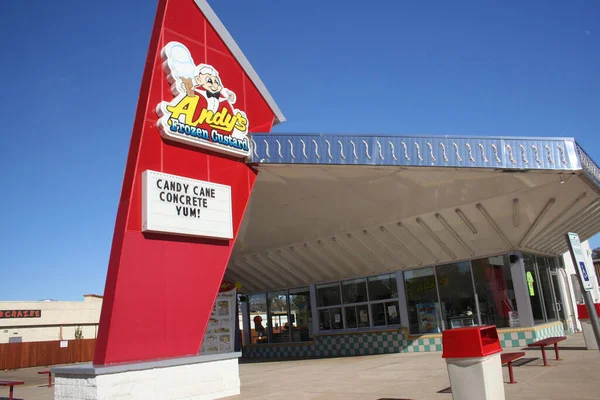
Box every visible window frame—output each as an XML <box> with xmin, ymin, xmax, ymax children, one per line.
<box><xmin>316</xmin><ymin>273</ymin><xmax>402</xmax><ymax>333</ymax></box>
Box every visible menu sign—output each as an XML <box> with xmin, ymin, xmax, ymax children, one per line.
<box><xmin>200</xmin><ymin>284</ymin><xmax>236</xmax><ymax>355</ymax></box>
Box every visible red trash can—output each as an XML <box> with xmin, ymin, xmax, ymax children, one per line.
<box><xmin>442</xmin><ymin>326</ymin><xmax>505</xmax><ymax>400</ymax></box>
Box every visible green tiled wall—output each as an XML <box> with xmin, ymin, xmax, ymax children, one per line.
<box><xmin>243</xmin><ymin>323</ymin><xmax>565</xmax><ymax>359</ymax></box>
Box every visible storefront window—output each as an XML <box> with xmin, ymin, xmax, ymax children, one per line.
<box><xmin>319</xmin><ymin>309</ymin><xmax>332</xmax><ymax>330</ymax></box>
<box><xmin>317</xmin><ymin>282</ymin><xmax>344</xmax><ymax>330</ymax></box>
<box><xmin>523</xmin><ymin>254</ymin><xmax>546</xmax><ymax>324</ymax></box>
<box><xmin>404</xmin><ymin>267</ymin><xmax>442</xmax><ymax>334</ymax></box>
<box><xmin>248</xmin><ymin>293</ymin><xmax>267</xmax><ymax>344</ymax></box>
<box><xmin>436</xmin><ymin>262</ymin><xmax>477</xmax><ymax>329</ymax></box>
<box><xmin>371</xmin><ymin>301</ymin><xmax>401</xmax><ymax>326</ymax></box>
<box><xmin>318</xmin><ymin>273</ymin><xmax>401</xmax><ymax>331</ymax></box>
<box><xmin>317</xmin><ymin>283</ymin><xmax>341</xmax><ymax>307</ymax></box>
<box><xmin>344</xmin><ymin>304</ymin><xmax>370</xmax><ymax>328</ymax></box>
<box><xmin>248</xmin><ymin>287</ymin><xmax>313</xmax><ymax>344</ymax></box>
<box><xmin>368</xmin><ymin>274</ymin><xmax>398</xmax><ymax>300</ymax></box>
<box><xmin>342</xmin><ymin>278</ymin><xmax>368</xmax><ymax>304</ymax></box>
<box><xmin>319</xmin><ymin>307</ymin><xmax>343</xmax><ymax>330</ymax></box>
<box><xmin>471</xmin><ymin>256</ymin><xmax>518</xmax><ymax>328</ymax></box>
<box><xmin>289</xmin><ymin>287</ymin><xmax>312</xmax><ymax>341</ymax></box>
<box><xmin>268</xmin><ymin>291</ymin><xmax>290</xmax><ymax>343</ymax></box>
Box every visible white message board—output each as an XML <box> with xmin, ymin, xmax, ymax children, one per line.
<box><xmin>566</xmin><ymin>232</ymin><xmax>594</xmax><ymax>292</ymax></box>
<box><xmin>142</xmin><ymin>170</ymin><xmax>233</xmax><ymax>239</ymax></box>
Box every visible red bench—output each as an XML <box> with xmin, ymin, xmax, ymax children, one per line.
<box><xmin>39</xmin><ymin>369</ymin><xmax>53</xmax><ymax>387</ymax></box>
<box><xmin>501</xmin><ymin>352</ymin><xmax>525</xmax><ymax>384</ymax></box>
<box><xmin>0</xmin><ymin>380</ymin><xmax>24</xmax><ymax>400</ymax></box>
<box><xmin>527</xmin><ymin>336</ymin><xmax>566</xmax><ymax>366</ymax></box>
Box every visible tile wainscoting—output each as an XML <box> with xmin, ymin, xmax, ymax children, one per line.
<box><xmin>242</xmin><ymin>322</ymin><xmax>565</xmax><ymax>359</ymax></box>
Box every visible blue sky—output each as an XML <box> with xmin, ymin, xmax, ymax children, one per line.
<box><xmin>0</xmin><ymin>0</ymin><xmax>598</xmax><ymax>300</ymax></box>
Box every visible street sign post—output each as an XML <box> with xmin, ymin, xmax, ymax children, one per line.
<box><xmin>566</xmin><ymin>232</ymin><xmax>600</xmax><ymax>352</ymax></box>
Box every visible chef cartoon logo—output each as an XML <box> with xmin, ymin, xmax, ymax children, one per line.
<box><xmin>156</xmin><ymin>41</ymin><xmax>250</xmax><ymax>157</ymax></box>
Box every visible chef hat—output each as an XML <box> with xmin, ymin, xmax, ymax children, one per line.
<box><xmin>195</xmin><ymin>64</ymin><xmax>219</xmax><ymax>77</ymax></box>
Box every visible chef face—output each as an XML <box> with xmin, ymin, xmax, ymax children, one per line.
<box><xmin>195</xmin><ymin>73</ymin><xmax>223</xmax><ymax>94</ymax></box>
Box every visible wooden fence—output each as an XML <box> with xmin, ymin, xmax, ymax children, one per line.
<box><xmin>0</xmin><ymin>339</ymin><xmax>96</xmax><ymax>370</ymax></box>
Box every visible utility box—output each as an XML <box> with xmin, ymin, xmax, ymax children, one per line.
<box><xmin>442</xmin><ymin>326</ymin><xmax>505</xmax><ymax>400</ymax></box>
<box><xmin>577</xmin><ymin>303</ymin><xmax>600</xmax><ymax>350</ymax></box>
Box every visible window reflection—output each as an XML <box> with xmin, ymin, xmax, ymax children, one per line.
<box><xmin>471</xmin><ymin>256</ymin><xmax>518</xmax><ymax>328</ymax></box>
<box><xmin>536</xmin><ymin>256</ymin><xmax>558</xmax><ymax>321</ymax></box>
<box><xmin>342</xmin><ymin>278</ymin><xmax>368</xmax><ymax>304</ymax></box>
<box><xmin>289</xmin><ymin>287</ymin><xmax>312</xmax><ymax>341</ymax></box>
<box><xmin>317</xmin><ymin>273</ymin><xmax>400</xmax><ymax>331</ymax></box>
<box><xmin>248</xmin><ymin>288</ymin><xmax>313</xmax><ymax>344</ymax></box>
<box><xmin>248</xmin><ymin>293</ymin><xmax>267</xmax><ymax>344</ymax></box>
<box><xmin>368</xmin><ymin>274</ymin><xmax>398</xmax><ymax>300</ymax></box>
<box><xmin>436</xmin><ymin>262</ymin><xmax>477</xmax><ymax>329</ymax></box>
<box><xmin>404</xmin><ymin>267</ymin><xmax>442</xmax><ymax>334</ymax></box>
<box><xmin>268</xmin><ymin>291</ymin><xmax>289</xmax><ymax>343</ymax></box>
<box><xmin>317</xmin><ymin>283</ymin><xmax>341</xmax><ymax>307</ymax></box>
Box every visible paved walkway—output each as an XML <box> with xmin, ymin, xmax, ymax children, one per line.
<box><xmin>1</xmin><ymin>333</ymin><xmax>598</xmax><ymax>400</ymax></box>
<box><xmin>233</xmin><ymin>333</ymin><xmax>599</xmax><ymax>400</ymax></box>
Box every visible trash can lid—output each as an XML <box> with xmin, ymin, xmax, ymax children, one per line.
<box><xmin>442</xmin><ymin>326</ymin><xmax>502</xmax><ymax>359</ymax></box>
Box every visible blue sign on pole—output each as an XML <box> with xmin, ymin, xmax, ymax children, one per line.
<box><xmin>579</xmin><ymin>261</ymin><xmax>590</xmax><ymax>282</ymax></box>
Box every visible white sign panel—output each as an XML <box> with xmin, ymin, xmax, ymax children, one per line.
<box><xmin>566</xmin><ymin>232</ymin><xmax>594</xmax><ymax>292</ymax></box>
<box><xmin>142</xmin><ymin>170</ymin><xmax>233</xmax><ymax>239</ymax></box>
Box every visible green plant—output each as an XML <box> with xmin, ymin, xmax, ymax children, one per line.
<box><xmin>74</xmin><ymin>326</ymin><xmax>84</xmax><ymax>340</ymax></box>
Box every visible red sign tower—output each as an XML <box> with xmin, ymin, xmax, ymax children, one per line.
<box><xmin>94</xmin><ymin>0</ymin><xmax>283</xmax><ymax>365</ymax></box>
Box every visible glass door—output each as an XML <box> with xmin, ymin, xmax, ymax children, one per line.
<box><xmin>550</xmin><ymin>271</ymin><xmax>567</xmax><ymax>329</ymax></box>
<box><xmin>268</xmin><ymin>291</ymin><xmax>290</xmax><ymax>343</ymax></box>
<box><xmin>536</xmin><ymin>257</ymin><xmax>558</xmax><ymax>321</ymax></box>
<box><xmin>523</xmin><ymin>254</ymin><xmax>546</xmax><ymax>323</ymax></box>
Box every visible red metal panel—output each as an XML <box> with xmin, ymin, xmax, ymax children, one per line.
<box><xmin>94</xmin><ymin>0</ymin><xmax>276</xmax><ymax>365</ymax></box>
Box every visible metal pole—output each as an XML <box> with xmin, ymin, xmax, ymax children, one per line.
<box><xmin>581</xmin><ymin>288</ymin><xmax>600</xmax><ymax>351</ymax></box>
<box><xmin>565</xmin><ymin>233</ymin><xmax>600</xmax><ymax>352</ymax></box>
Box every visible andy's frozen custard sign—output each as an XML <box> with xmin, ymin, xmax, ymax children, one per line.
<box><xmin>157</xmin><ymin>42</ymin><xmax>250</xmax><ymax>157</ymax></box>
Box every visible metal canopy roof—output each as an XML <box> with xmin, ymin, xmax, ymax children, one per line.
<box><xmin>226</xmin><ymin>135</ymin><xmax>600</xmax><ymax>294</ymax></box>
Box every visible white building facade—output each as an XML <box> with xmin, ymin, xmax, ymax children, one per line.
<box><xmin>0</xmin><ymin>294</ymin><xmax>103</xmax><ymax>343</ymax></box>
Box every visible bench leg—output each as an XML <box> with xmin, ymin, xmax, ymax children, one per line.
<box><xmin>554</xmin><ymin>343</ymin><xmax>561</xmax><ymax>360</ymax></box>
<box><xmin>507</xmin><ymin>361</ymin><xmax>517</xmax><ymax>384</ymax></box>
<box><xmin>9</xmin><ymin>384</ymin><xmax>13</xmax><ymax>400</ymax></box>
<box><xmin>541</xmin><ymin>346</ymin><xmax>548</xmax><ymax>366</ymax></box>
<box><xmin>49</xmin><ymin>371</ymin><xmax>53</xmax><ymax>387</ymax></box>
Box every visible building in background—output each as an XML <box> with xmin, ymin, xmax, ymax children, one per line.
<box><xmin>0</xmin><ymin>295</ymin><xmax>102</xmax><ymax>343</ymax></box>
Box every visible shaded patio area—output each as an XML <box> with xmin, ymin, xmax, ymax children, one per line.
<box><xmin>233</xmin><ymin>333</ymin><xmax>599</xmax><ymax>400</ymax></box>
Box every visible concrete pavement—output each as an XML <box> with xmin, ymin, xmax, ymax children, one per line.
<box><xmin>233</xmin><ymin>333</ymin><xmax>599</xmax><ymax>400</ymax></box>
<box><xmin>1</xmin><ymin>333</ymin><xmax>598</xmax><ymax>400</ymax></box>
